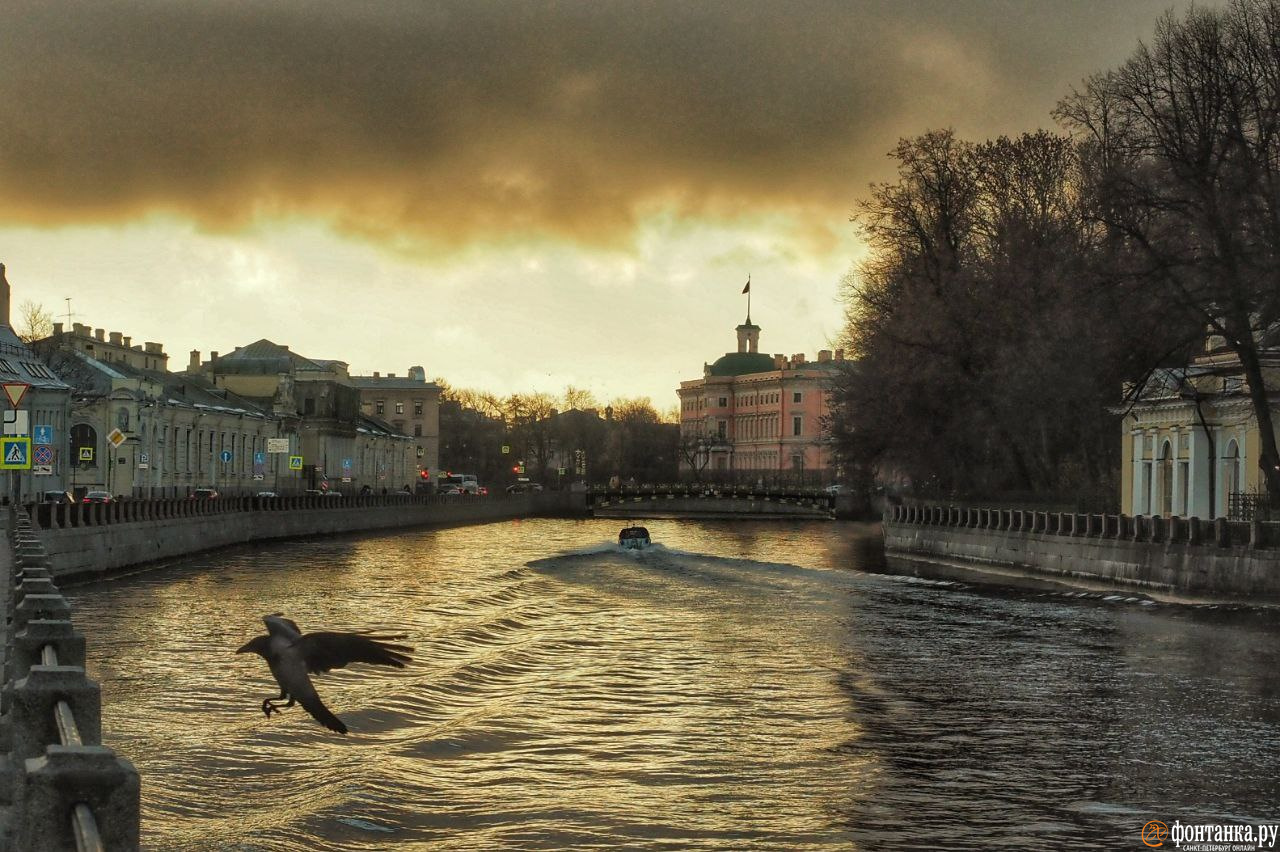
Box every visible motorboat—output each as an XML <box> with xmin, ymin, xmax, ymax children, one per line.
<box><xmin>618</xmin><ymin>526</ymin><xmax>651</xmax><ymax>549</ymax></box>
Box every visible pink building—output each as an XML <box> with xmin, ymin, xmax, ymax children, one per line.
<box><xmin>677</xmin><ymin>315</ymin><xmax>844</xmax><ymax>483</ymax></box>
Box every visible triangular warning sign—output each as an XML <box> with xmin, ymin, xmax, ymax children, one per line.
<box><xmin>5</xmin><ymin>443</ymin><xmax>25</xmax><ymax>464</ymax></box>
<box><xmin>2</xmin><ymin>382</ymin><xmax>28</xmax><ymax>408</ymax></box>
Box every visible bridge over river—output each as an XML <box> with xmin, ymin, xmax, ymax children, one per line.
<box><xmin>587</xmin><ymin>484</ymin><xmax>847</xmax><ymax>519</ymax></box>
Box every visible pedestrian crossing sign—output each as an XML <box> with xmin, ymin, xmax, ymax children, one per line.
<box><xmin>0</xmin><ymin>437</ymin><xmax>31</xmax><ymax>470</ymax></box>
<box><xmin>288</xmin><ymin>455</ymin><xmax>303</xmax><ymax>470</ymax></box>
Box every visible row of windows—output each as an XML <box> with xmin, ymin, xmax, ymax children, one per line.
<box><xmin>681</xmin><ymin>390</ymin><xmax>805</xmax><ymax>412</ymax></box>
<box><xmin>374</xmin><ymin>400</ymin><xmax>425</xmax><ymax>416</ymax></box>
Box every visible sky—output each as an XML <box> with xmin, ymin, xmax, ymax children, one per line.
<box><xmin>0</xmin><ymin>0</ymin><xmax>1208</xmax><ymax>410</ymax></box>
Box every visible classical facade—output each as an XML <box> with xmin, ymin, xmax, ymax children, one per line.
<box><xmin>37</xmin><ymin>323</ymin><xmax>282</xmax><ymax>498</ymax></box>
<box><xmin>677</xmin><ymin>315</ymin><xmax>843</xmax><ymax>483</ymax></box>
<box><xmin>197</xmin><ymin>340</ymin><xmax>414</xmax><ymax>491</ymax></box>
<box><xmin>351</xmin><ymin>367</ymin><xmax>441</xmax><ymax>477</ymax></box>
<box><xmin>1121</xmin><ymin>334</ymin><xmax>1280</xmax><ymax>519</ymax></box>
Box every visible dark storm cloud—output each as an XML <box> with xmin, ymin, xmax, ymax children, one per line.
<box><xmin>0</xmin><ymin>0</ymin><xmax>1197</xmax><ymax>245</ymax></box>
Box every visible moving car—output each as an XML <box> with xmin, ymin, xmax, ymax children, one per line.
<box><xmin>41</xmin><ymin>490</ymin><xmax>74</xmax><ymax>504</ymax></box>
<box><xmin>441</xmin><ymin>474</ymin><xmax>480</xmax><ymax>494</ymax></box>
<box><xmin>506</xmin><ymin>479</ymin><xmax>544</xmax><ymax>494</ymax></box>
<box><xmin>82</xmin><ymin>491</ymin><xmax>113</xmax><ymax>504</ymax></box>
<box><xmin>255</xmin><ymin>491</ymin><xmax>278</xmax><ymax>498</ymax></box>
<box><xmin>190</xmin><ymin>488</ymin><xmax>219</xmax><ymax>500</ymax></box>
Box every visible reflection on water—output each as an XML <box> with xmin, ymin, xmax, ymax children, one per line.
<box><xmin>66</xmin><ymin>519</ymin><xmax>1280</xmax><ymax>850</ymax></box>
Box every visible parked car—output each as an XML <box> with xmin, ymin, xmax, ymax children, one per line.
<box><xmin>506</xmin><ymin>479</ymin><xmax>544</xmax><ymax>494</ymax></box>
<box><xmin>303</xmin><ymin>489</ymin><xmax>324</xmax><ymax>496</ymax></box>
<box><xmin>255</xmin><ymin>491</ymin><xmax>278</xmax><ymax>498</ymax></box>
<box><xmin>41</xmin><ymin>490</ymin><xmax>75</xmax><ymax>504</ymax></box>
<box><xmin>825</xmin><ymin>484</ymin><xmax>848</xmax><ymax>495</ymax></box>
<box><xmin>438</xmin><ymin>484</ymin><xmax>462</xmax><ymax>495</ymax></box>
<box><xmin>82</xmin><ymin>491</ymin><xmax>113</xmax><ymax>504</ymax></box>
<box><xmin>441</xmin><ymin>473</ymin><xmax>480</xmax><ymax>494</ymax></box>
<box><xmin>190</xmin><ymin>488</ymin><xmax>219</xmax><ymax>500</ymax></box>
<box><xmin>323</xmin><ymin>491</ymin><xmax>343</xmax><ymax>499</ymax></box>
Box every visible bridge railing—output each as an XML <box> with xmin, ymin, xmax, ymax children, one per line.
<box><xmin>884</xmin><ymin>502</ymin><xmax>1279</xmax><ymax>548</ymax></box>
<box><xmin>1</xmin><ymin>507</ymin><xmax>140</xmax><ymax>850</ymax></box>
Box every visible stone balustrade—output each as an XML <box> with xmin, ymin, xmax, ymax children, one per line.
<box><xmin>0</xmin><ymin>507</ymin><xmax>139</xmax><ymax>850</ymax></box>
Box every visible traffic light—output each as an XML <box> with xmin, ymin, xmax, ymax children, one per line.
<box><xmin>512</xmin><ymin>465</ymin><xmax>520</xmax><ymax>474</ymax></box>
<box><xmin>419</xmin><ymin>468</ymin><xmax>430</xmax><ymax>480</ymax></box>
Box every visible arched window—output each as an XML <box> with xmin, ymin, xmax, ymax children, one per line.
<box><xmin>1160</xmin><ymin>440</ymin><xmax>1173</xmax><ymax>516</ymax></box>
<box><xmin>1226</xmin><ymin>439</ymin><xmax>1242</xmax><ymax>499</ymax></box>
<box><xmin>70</xmin><ymin>423</ymin><xmax>97</xmax><ymax>467</ymax></box>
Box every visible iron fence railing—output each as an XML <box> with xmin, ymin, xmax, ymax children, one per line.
<box><xmin>1228</xmin><ymin>492</ymin><xmax>1274</xmax><ymax>522</ymax></box>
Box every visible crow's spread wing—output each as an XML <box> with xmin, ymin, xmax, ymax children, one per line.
<box><xmin>294</xmin><ymin>632</ymin><xmax>413</xmax><ymax>675</ymax></box>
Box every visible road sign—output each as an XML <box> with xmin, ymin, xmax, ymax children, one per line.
<box><xmin>2</xmin><ymin>410</ymin><xmax>29</xmax><ymax>436</ymax></box>
<box><xmin>1</xmin><ymin>382</ymin><xmax>29</xmax><ymax>409</ymax></box>
<box><xmin>220</xmin><ymin>450</ymin><xmax>232</xmax><ymax>463</ymax></box>
<box><xmin>254</xmin><ymin>452</ymin><xmax>265</xmax><ymax>465</ymax></box>
<box><xmin>253</xmin><ymin>474</ymin><xmax>264</xmax><ymax>480</ymax></box>
<box><xmin>79</xmin><ymin>447</ymin><xmax>94</xmax><ymax>462</ymax></box>
<box><xmin>0</xmin><ymin>438</ymin><xmax>31</xmax><ymax>469</ymax></box>
<box><xmin>288</xmin><ymin>455</ymin><xmax>303</xmax><ymax>470</ymax></box>
<box><xmin>502</xmin><ymin>445</ymin><xmax>510</xmax><ymax>454</ymax></box>
<box><xmin>32</xmin><ymin>465</ymin><xmax>52</xmax><ymax>476</ymax></box>
<box><xmin>107</xmin><ymin>428</ymin><xmax>125</xmax><ymax>448</ymax></box>
<box><xmin>267</xmin><ymin>438</ymin><xmax>290</xmax><ymax>453</ymax></box>
<box><xmin>33</xmin><ymin>425</ymin><xmax>52</xmax><ymax>445</ymax></box>
<box><xmin>342</xmin><ymin>458</ymin><xmax>352</xmax><ymax>471</ymax></box>
<box><xmin>33</xmin><ymin>445</ymin><xmax>53</xmax><ymax>465</ymax></box>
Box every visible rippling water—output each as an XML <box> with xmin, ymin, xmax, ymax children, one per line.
<box><xmin>65</xmin><ymin>518</ymin><xmax>1280</xmax><ymax>850</ymax></box>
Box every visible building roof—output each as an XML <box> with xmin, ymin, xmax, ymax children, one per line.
<box><xmin>707</xmin><ymin>352</ymin><xmax>779</xmax><ymax>376</ymax></box>
<box><xmin>214</xmin><ymin>339</ymin><xmax>328</xmax><ymax>375</ymax></box>
<box><xmin>46</xmin><ymin>349</ymin><xmax>273</xmax><ymax>418</ymax></box>
<box><xmin>351</xmin><ymin>375</ymin><xmax>442</xmax><ymax>391</ymax></box>
<box><xmin>0</xmin><ymin>325</ymin><xmax>70</xmax><ymax>390</ymax></box>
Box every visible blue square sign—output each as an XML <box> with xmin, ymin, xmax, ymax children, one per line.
<box><xmin>33</xmin><ymin>425</ymin><xmax>53</xmax><ymax>445</ymax></box>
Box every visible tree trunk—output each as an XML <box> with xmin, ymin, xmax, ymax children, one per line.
<box><xmin>1234</xmin><ymin>340</ymin><xmax>1280</xmax><ymax>500</ymax></box>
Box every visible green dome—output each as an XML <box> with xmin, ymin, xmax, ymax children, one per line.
<box><xmin>708</xmin><ymin>351</ymin><xmax>777</xmax><ymax>376</ymax></box>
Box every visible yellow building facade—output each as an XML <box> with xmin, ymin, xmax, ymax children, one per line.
<box><xmin>1121</xmin><ymin>338</ymin><xmax>1280</xmax><ymax>519</ymax></box>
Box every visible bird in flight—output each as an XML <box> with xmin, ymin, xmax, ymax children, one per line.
<box><xmin>236</xmin><ymin>614</ymin><xmax>413</xmax><ymax>734</ymax></box>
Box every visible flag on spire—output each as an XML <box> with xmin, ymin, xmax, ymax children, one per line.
<box><xmin>742</xmin><ymin>274</ymin><xmax>751</xmax><ymax>294</ymax></box>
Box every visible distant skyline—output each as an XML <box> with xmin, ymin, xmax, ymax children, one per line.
<box><xmin>0</xmin><ymin>0</ymin><xmax>1210</xmax><ymax>407</ymax></box>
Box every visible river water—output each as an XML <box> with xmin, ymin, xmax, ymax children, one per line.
<box><xmin>66</xmin><ymin>518</ymin><xmax>1280</xmax><ymax>851</ymax></box>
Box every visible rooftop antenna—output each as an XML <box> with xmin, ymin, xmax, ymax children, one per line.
<box><xmin>64</xmin><ymin>297</ymin><xmax>74</xmax><ymax>330</ymax></box>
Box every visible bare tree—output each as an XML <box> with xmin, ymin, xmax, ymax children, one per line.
<box><xmin>1056</xmin><ymin>0</ymin><xmax>1280</xmax><ymax>499</ymax></box>
<box><xmin>16</xmin><ymin>300</ymin><xmax>53</xmax><ymax>343</ymax></box>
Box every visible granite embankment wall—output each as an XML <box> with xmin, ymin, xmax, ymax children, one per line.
<box><xmin>883</xmin><ymin>503</ymin><xmax>1280</xmax><ymax>602</ymax></box>
<box><xmin>30</xmin><ymin>493</ymin><xmax>584</xmax><ymax>581</ymax></box>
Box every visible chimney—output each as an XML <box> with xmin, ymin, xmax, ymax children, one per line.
<box><xmin>145</xmin><ymin>342</ymin><xmax>163</xmax><ymax>354</ymax></box>
<box><xmin>210</xmin><ymin>350</ymin><xmax>218</xmax><ymax>361</ymax></box>
<box><xmin>53</xmin><ymin>322</ymin><xmax>63</xmax><ymax>335</ymax></box>
<box><xmin>388</xmin><ymin>372</ymin><xmax>395</xmax><ymax>377</ymax></box>
<box><xmin>0</xmin><ymin>263</ymin><xmax>9</xmax><ymax>328</ymax></box>
<box><xmin>94</xmin><ymin>328</ymin><xmax>105</xmax><ymax>341</ymax></box>
<box><xmin>123</xmin><ymin>336</ymin><xmax>132</xmax><ymax>348</ymax></box>
<box><xmin>373</xmin><ymin>371</ymin><xmax>380</xmax><ymax>378</ymax></box>
<box><xmin>408</xmin><ymin>366</ymin><xmax>425</xmax><ymax>382</ymax></box>
<box><xmin>773</xmin><ymin>354</ymin><xmax>785</xmax><ymax>369</ymax></box>
<box><xmin>189</xmin><ymin>350</ymin><xmax>201</xmax><ymax>371</ymax></box>
<box><xmin>835</xmin><ymin>348</ymin><xmax>844</xmax><ymax>361</ymax></box>
<box><xmin>73</xmin><ymin>323</ymin><xmax>89</xmax><ymax>336</ymax></box>
<box><xmin>818</xmin><ymin>350</ymin><xmax>832</xmax><ymax>363</ymax></box>
<box><xmin>109</xmin><ymin>331</ymin><xmax>122</xmax><ymax>346</ymax></box>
